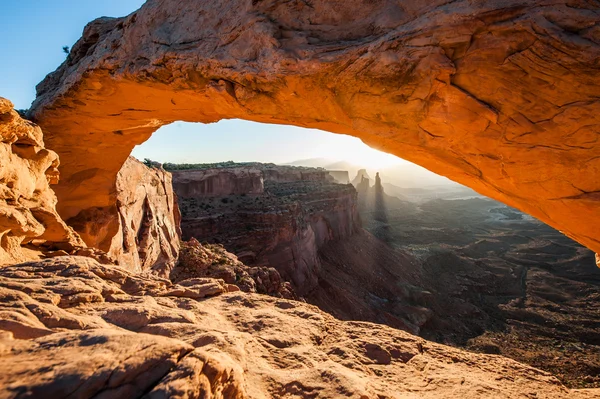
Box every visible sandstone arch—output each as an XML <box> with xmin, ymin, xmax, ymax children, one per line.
<box><xmin>30</xmin><ymin>0</ymin><xmax>600</xmax><ymax>255</ymax></box>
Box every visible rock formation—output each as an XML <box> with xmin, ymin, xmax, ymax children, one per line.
<box><xmin>356</xmin><ymin>176</ymin><xmax>371</xmax><ymax>195</ymax></box>
<box><xmin>375</xmin><ymin>172</ymin><xmax>383</xmax><ymax>193</ymax></box>
<box><xmin>172</xmin><ymin>238</ymin><xmax>297</xmax><ymax>299</ymax></box>
<box><xmin>0</xmin><ymin>95</ymin><xmax>598</xmax><ymax>396</ymax></box>
<box><xmin>261</xmin><ymin>165</ymin><xmax>333</xmax><ymax>183</ymax></box>
<box><xmin>67</xmin><ymin>157</ymin><xmax>180</xmax><ymax>275</ymax></box>
<box><xmin>174</xmin><ymin>164</ymin><xmax>360</xmax><ymax>295</ymax></box>
<box><xmin>1</xmin><ymin>256</ymin><xmax>596</xmax><ymax>399</ymax></box>
<box><xmin>28</xmin><ymin>0</ymin><xmax>600</xmax><ymax>257</ymax></box>
<box><xmin>0</xmin><ymin>98</ymin><xmax>84</xmax><ymax>265</ymax></box>
<box><xmin>328</xmin><ymin>170</ymin><xmax>350</xmax><ymax>184</ymax></box>
<box><xmin>352</xmin><ymin>169</ymin><xmax>371</xmax><ymax>188</ymax></box>
<box><xmin>172</xmin><ymin>167</ymin><xmax>264</xmax><ymax>198</ymax></box>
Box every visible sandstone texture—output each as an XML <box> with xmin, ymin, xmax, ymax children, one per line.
<box><xmin>172</xmin><ymin>238</ymin><xmax>297</xmax><ymax>299</ymax></box>
<box><xmin>174</xmin><ymin>164</ymin><xmax>360</xmax><ymax>295</ymax></box>
<box><xmin>0</xmin><ymin>97</ymin><xmax>84</xmax><ymax>265</ymax></box>
<box><xmin>28</xmin><ymin>0</ymin><xmax>600</xmax><ymax>255</ymax></box>
<box><xmin>1</xmin><ymin>255</ymin><xmax>598</xmax><ymax>399</ymax></box>
<box><xmin>171</xmin><ymin>163</ymin><xmax>335</xmax><ymax>199</ymax></box>
<box><xmin>68</xmin><ymin>157</ymin><xmax>180</xmax><ymax>275</ymax></box>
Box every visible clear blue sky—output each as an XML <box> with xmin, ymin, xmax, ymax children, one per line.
<box><xmin>0</xmin><ymin>1</ymin><xmax>410</xmax><ymax>168</ymax></box>
<box><xmin>0</xmin><ymin>0</ymin><xmax>145</xmax><ymax>110</ymax></box>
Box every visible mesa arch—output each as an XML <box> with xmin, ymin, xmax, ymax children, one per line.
<box><xmin>29</xmin><ymin>0</ymin><xmax>600</xmax><ymax>256</ymax></box>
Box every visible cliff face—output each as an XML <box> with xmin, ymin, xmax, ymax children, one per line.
<box><xmin>172</xmin><ymin>167</ymin><xmax>264</xmax><ymax>198</ymax></box>
<box><xmin>328</xmin><ymin>170</ymin><xmax>350</xmax><ymax>184</ymax></box>
<box><xmin>175</xmin><ymin>165</ymin><xmax>360</xmax><ymax>295</ymax></box>
<box><xmin>28</xmin><ymin>0</ymin><xmax>600</xmax><ymax>257</ymax></box>
<box><xmin>261</xmin><ymin>166</ymin><xmax>333</xmax><ymax>183</ymax></box>
<box><xmin>68</xmin><ymin>157</ymin><xmax>180</xmax><ymax>275</ymax></box>
<box><xmin>0</xmin><ymin>98</ymin><xmax>84</xmax><ymax>265</ymax></box>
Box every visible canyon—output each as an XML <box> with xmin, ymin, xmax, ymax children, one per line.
<box><xmin>172</xmin><ymin>163</ymin><xmax>360</xmax><ymax>295</ymax></box>
<box><xmin>1</xmin><ymin>0</ymin><xmax>600</xmax><ymax>397</ymax></box>
<box><xmin>0</xmin><ymin>100</ymin><xmax>599</xmax><ymax>396</ymax></box>
<box><xmin>356</xmin><ymin>179</ymin><xmax>600</xmax><ymax>388</ymax></box>
<box><xmin>172</xmin><ymin>162</ymin><xmax>600</xmax><ymax>388</ymax></box>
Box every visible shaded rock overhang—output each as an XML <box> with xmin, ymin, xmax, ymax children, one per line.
<box><xmin>29</xmin><ymin>0</ymin><xmax>600</xmax><ymax>254</ymax></box>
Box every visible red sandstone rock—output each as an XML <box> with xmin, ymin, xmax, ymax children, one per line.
<box><xmin>28</xmin><ymin>0</ymin><xmax>600</xmax><ymax>257</ymax></box>
<box><xmin>172</xmin><ymin>167</ymin><xmax>265</xmax><ymax>198</ymax></box>
<box><xmin>68</xmin><ymin>157</ymin><xmax>180</xmax><ymax>275</ymax></box>
<box><xmin>0</xmin><ymin>255</ymin><xmax>596</xmax><ymax>398</ymax></box>
<box><xmin>0</xmin><ymin>97</ymin><xmax>84</xmax><ymax>265</ymax></box>
<box><xmin>172</xmin><ymin>238</ymin><xmax>297</xmax><ymax>299</ymax></box>
<box><xmin>176</xmin><ymin>172</ymin><xmax>361</xmax><ymax>294</ymax></box>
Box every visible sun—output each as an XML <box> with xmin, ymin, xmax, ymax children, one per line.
<box><xmin>309</xmin><ymin>132</ymin><xmax>406</xmax><ymax>170</ymax></box>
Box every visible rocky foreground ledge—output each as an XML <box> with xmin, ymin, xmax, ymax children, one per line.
<box><xmin>1</xmin><ymin>256</ymin><xmax>597</xmax><ymax>398</ymax></box>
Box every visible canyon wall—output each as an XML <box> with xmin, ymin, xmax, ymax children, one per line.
<box><xmin>261</xmin><ymin>166</ymin><xmax>333</xmax><ymax>183</ymax></box>
<box><xmin>328</xmin><ymin>170</ymin><xmax>350</xmax><ymax>184</ymax></box>
<box><xmin>28</xmin><ymin>0</ymin><xmax>600</xmax><ymax>257</ymax></box>
<box><xmin>68</xmin><ymin>157</ymin><xmax>180</xmax><ymax>275</ymax></box>
<box><xmin>172</xmin><ymin>167</ymin><xmax>264</xmax><ymax>198</ymax></box>
<box><xmin>0</xmin><ymin>98</ymin><xmax>84</xmax><ymax>265</ymax></box>
<box><xmin>174</xmin><ymin>165</ymin><xmax>360</xmax><ymax>294</ymax></box>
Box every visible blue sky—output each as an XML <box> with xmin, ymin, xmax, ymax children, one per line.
<box><xmin>0</xmin><ymin>1</ymin><xmax>408</xmax><ymax>168</ymax></box>
<box><xmin>0</xmin><ymin>0</ymin><xmax>145</xmax><ymax>110</ymax></box>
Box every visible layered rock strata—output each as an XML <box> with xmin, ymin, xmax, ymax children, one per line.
<box><xmin>1</xmin><ymin>256</ymin><xmax>596</xmax><ymax>399</ymax></box>
<box><xmin>68</xmin><ymin>157</ymin><xmax>180</xmax><ymax>275</ymax></box>
<box><xmin>175</xmin><ymin>165</ymin><xmax>360</xmax><ymax>295</ymax></box>
<box><xmin>29</xmin><ymin>0</ymin><xmax>600</xmax><ymax>256</ymax></box>
<box><xmin>172</xmin><ymin>167</ymin><xmax>264</xmax><ymax>198</ymax></box>
<box><xmin>170</xmin><ymin>162</ymin><xmax>334</xmax><ymax>199</ymax></box>
<box><xmin>0</xmin><ymin>98</ymin><xmax>84</xmax><ymax>265</ymax></box>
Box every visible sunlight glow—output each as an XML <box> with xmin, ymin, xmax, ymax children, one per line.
<box><xmin>306</xmin><ymin>134</ymin><xmax>405</xmax><ymax>170</ymax></box>
<box><xmin>131</xmin><ymin>119</ymin><xmax>407</xmax><ymax>169</ymax></box>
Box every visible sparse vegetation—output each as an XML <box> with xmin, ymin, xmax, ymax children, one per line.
<box><xmin>162</xmin><ymin>160</ymin><xmax>326</xmax><ymax>172</ymax></box>
<box><xmin>143</xmin><ymin>158</ymin><xmax>162</xmax><ymax>169</ymax></box>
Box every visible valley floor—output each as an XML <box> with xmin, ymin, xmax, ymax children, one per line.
<box><xmin>358</xmin><ymin>191</ymin><xmax>600</xmax><ymax>388</ymax></box>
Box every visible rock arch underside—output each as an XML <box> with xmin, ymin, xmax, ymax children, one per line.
<box><xmin>30</xmin><ymin>0</ymin><xmax>600</xmax><ymax>257</ymax></box>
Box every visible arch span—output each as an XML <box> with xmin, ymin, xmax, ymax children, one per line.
<box><xmin>30</xmin><ymin>0</ymin><xmax>600</xmax><ymax>255</ymax></box>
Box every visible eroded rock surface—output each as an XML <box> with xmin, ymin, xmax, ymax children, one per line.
<box><xmin>170</xmin><ymin>163</ymin><xmax>335</xmax><ymax>199</ymax></box>
<box><xmin>172</xmin><ymin>167</ymin><xmax>265</xmax><ymax>198</ymax></box>
<box><xmin>1</xmin><ymin>255</ymin><xmax>597</xmax><ymax>398</ymax></box>
<box><xmin>68</xmin><ymin>157</ymin><xmax>180</xmax><ymax>275</ymax></box>
<box><xmin>0</xmin><ymin>97</ymin><xmax>84</xmax><ymax>265</ymax></box>
<box><xmin>29</xmin><ymin>0</ymin><xmax>600</xmax><ymax>255</ymax></box>
<box><xmin>172</xmin><ymin>238</ymin><xmax>297</xmax><ymax>299</ymax></box>
<box><xmin>175</xmin><ymin>164</ymin><xmax>360</xmax><ymax>295</ymax></box>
